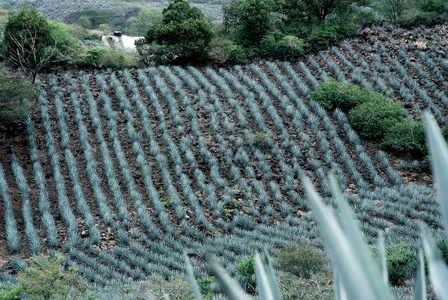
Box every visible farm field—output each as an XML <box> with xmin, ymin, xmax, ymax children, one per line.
<box><xmin>1</xmin><ymin>23</ymin><xmax>448</xmax><ymax>296</ymax></box>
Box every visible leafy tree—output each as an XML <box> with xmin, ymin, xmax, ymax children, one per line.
<box><xmin>145</xmin><ymin>0</ymin><xmax>213</xmax><ymax>62</ymax></box>
<box><xmin>0</xmin><ymin>63</ymin><xmax>37</xmax><ymax>139</ymax></box>
<box><xmin>276</xmin><ymin>0</ymin><xmax>369</xmax><ymax>22</ymax></box>
<box><xmin>3</xmin><ymin>6</ymin><xmax>56</xmax><ymax>83</ymax></box>
<box><xmin>17</xmin><ymin>254</ymin><xmax>86</xmax><ymax>300</ymax></box>
<box><xmin>48</xmin><ymin>21</ymin><xmax>83</xmax><ymax>65</ymax></box>
<box><xmin>131</xmin><ymin>9</ymin><xmax>163</xmax><ymax>36</ymax></box>
<box><xmin>222</xmin><ymin>0</ymin><xmax>274</xmax><ymax>47</ymax></box>
<box><xmin>383</xmin><ymin>0</ymin><xmax>408</xmax><ymax>22</ymax></box>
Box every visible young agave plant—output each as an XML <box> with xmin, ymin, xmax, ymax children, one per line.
<box><xmin>160</xmin><ymin>112</ymin><xmax>448</xmax><ymax>300</ymax></box>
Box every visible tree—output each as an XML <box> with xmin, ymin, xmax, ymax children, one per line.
<box><xmin>3</xmin><ymin>6</ymin><xmax>56</xmax><ymax>83</ymax></box>
<box><xmin>383</xmin><ymin>0</ymin><xmax>407</xmax><ymax>22</ymax></box>
<box><xmin>276</xmin><ymin>0</ymin><xmax>370</xmax><ymax>22</ymax></box>
<box><xmin>237</xmin><ymin>0</ymin><xmax>275</xmax><ymax>47</ymax></box>
<box><xmin>145</xmin><ymin>0</ymin><xmax>213</xmax><ymax>62</ymax></box>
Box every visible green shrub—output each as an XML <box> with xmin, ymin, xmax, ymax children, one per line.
<box><xmin>235</xmin><ymin>255</ymin><xmax>256</xmax><ymax>295</ymax></box>
<box><xmin>386</xmin><ymin>243</ymin><xmax>418</xmax><ymax>285</ymax></box>
<box><xmin>260</xmin><ymin>30</ymin><xmax>304</xmax><ymax>59</ymax></box>
<box><xmin>276</xmin><ymin>272</ymin><xmax>334</xmax><ymax>300</ymax></box>
<box><xmin>196</xmin><ymin>276</ymin><xmax>214</xmax><ymax>299</ymax></box>
<box><xmin>420</xmin><ymin>0</ymin><xmax>448</xmax><ymax>14</ymax></box>
<box><xmin>208</xmin><ymin>36</ymin><xmax>247</xmax><ymax>64</ymax></box>
<box><xmin>371</xmin><ymin>242</ymin><xmax>418</xmax><ymax>285</ymax></box>
<box><xmin>348</xmin><ymin>100</ymin><xmax>405</xmax><ymax>139</ymax></box>
<box><xmin>0</xmin><ymin>282</ymin><xmax>21</xmax><ymax>300</ymax></box>
<box><xmin>437</xmin><ymin>238</ymin><xmax>448</xmax><ymax>265</ymax></box>
<box><xmin>138</xmin><ymin>274</ymin><xmax>194</xmax><ymax>300</ymax></box>
<box><xmin>309</xmin><ymin>77</ymin><xmax>385</xmax><ymax>110</ymax></box>
<box><xmin>0</xmin><ymin>68</ymin><xmax>38</xmax><ymax>138</ymax></box>
<box><xmin>381</xmin><ymin>120</ymin><xmax>427</xmax><ymax>156</ymax></box>
<box><xmin>17</xmin><ymin>253</ymin><xmax>86</xmax><ymax>300</ymax></box>
<box><xmin>276</xmin><ymin>244</ymin><xmax>327</xmax><ymax>279</ymax></box>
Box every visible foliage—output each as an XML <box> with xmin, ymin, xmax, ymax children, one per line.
<box><xmin>139</xmin><ymin>274</ymin><xmax>195</xmax><ymax>300</ymax></box>
<box><xmin>235</xmin><ymin>254</ymin><xmax>256</xmax><ymax>295</ymax></box>
<box><xmin>276</xmin><ymin>272</ymin><xmax>334</xmax><ymax>300</ymax></box>
<box><xmin>17</xmin><ymin>254</ymin><xmax>86</xmax><ymax>300</ymax></box>
<box><xmin>276</xmin><ymin>0</ymin><xmax>370</xmax><ymax>22</ymax></box>
<box><xmin>235</xmin><ymin>0</ymin><xmax>275</xmax><ymax>47</ymax></box>
<box><xmin>260</xmin><ymin>30</ymin><xmax>304</xmax><ymax>58</ymax></box>
<box><xmin>437</xmin><ymin>238</ymin><xmax>448</xmax><ymax>265</ymax></box>
<box><xmin>309</xmin><ymin>77</ymin><xmax>384</xmax><ymax>110</ymax></box>
<box><xmin>79</xmin><ymin>46</ymin><xmax>135</xmax><ymax>69</ymax></box>
<box><xmin>382</xmin><ymin>0</ymin><xmax>408</xmax><ymax>22</ymax></box>
<box><xmin>0</xmin><ymin>65</ymin><xmax>37</xmax><ymax>137</ymax></box>
<box><xmin>3</xmin><ymin>6</ymin><xmax>55</xmax><ymax>83</ymax></box>
<box><xmin>48</xmin><ymin>21</ymin><xmax>83</xmax><ymax>65</ymax></box>
<box><xmin>196</xmin><ymin>276</ymin><xmax>214</xmax><ymax>299</ymax></box>
<box><xmin>68</xmin><ymin>9</ymin><xmax>114</xmax><ymax>29</ymax></box>
<box><xmin>130</xmin><ymin>9</ymin><xmax>163</xmax><ymax>36</ymax></box>
<box><xmin>381</xmin><ymin>120</ymin><xmax>427</xmax><ymax>156</ymax></box>
<box><xmin>208</xmin><ymin>36</ymin><xmax>247</xmax><ymax>64</ymax></box>
<box><xmin>420</xmin><ymin>0</ymin><xmax>448</xmax><ymax>13</ymax></box>
<box><xmin>145</xmin><ymin>0</ymin><xmax>213</xmax><ymax>62</ymax></box>
<box><xmin>386</xmin><ymin>243</ymin><xmax>418</xmax><ymax>285</ymax></box>
<box><xmin>348</xmin><ymin>99</ymin><xmax>405</xmax><ymax>139</ymax></box>
<box><xmin>0</xmin><ymin>282</ymin><xmax>21</xmax><ymax>300</ymax></box>
<box><xmin>276</xmin><ymin>244</ymin><xmax>327</xmax><ymax>279</ymax></box>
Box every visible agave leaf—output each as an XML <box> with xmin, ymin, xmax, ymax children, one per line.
<box><xmin>184</xmin><ymin>252</ymin><xmax>202</xmax><ymax>300</ymax></box>
<box><xmin>420</xmin><ymin>224</ymin><xmax>448</xmax><ymax>300</ymax></box>
<box><xmin>378</xmin><ymin>231</ymin><xmax>388</xmax><ymax>285</ymax></box>
<box><xmin>334</xmin><ymin>269</ymin><xmax>347</xmax><ymax>300</ymax></box>
<box><xmin>209</xmin><ymin>261</ymin><xmax>252</xmax><ymax>300</ymax></box>
<box><xmin>423</xmin><ymin>112</ymin><xmax>448</xmax><ymax>240</ymax></box>
<box><xmin>303</xmin><ymin>176</ymin><xmax>394</xmax><ymax>300</ymax></box>
<box><xmin>414</xmin><ymin>250</ymin><xmax>426</xmax><ymax>300</ymax></box>
<box><xmin>261</xmin><ymin>249</ymin><xmax>283</xmax><ymax>300</ymax></box>
<box><xmin>254</xmin><ymin>251</ymin><xmax>273</xmax><ymax>300</ymax></box>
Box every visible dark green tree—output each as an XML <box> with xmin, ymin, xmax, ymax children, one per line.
<box><xmin>3</xmin><ymin>6</ymin><xmax>56</xmax><ymax>83</ymax></box>
<box><xmin>276</xmin><ymin>0</ymin><xmax>369</xmax><ymax>22</ymax></box>
<box><xmin>237</xmin><ymin>0</ymin><xmax>274</xmax><ymax>47</ymax></box>
<box><xmin>145</xmin><ymin>0</ymin><xmax>213</xmax><ymax>62</ymax></box>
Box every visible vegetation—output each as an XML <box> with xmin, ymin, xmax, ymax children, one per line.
<box><xmin>0</xmin><ymin>64</ymin><xmax>37</xmax><ymax>139</ymax></box>
<box><xmin>349</xmin><ymin>99</ymin><xmax>405</xmax><ymax>139</ymax></box>
<box><xmin>276</xmin><ymin>244</ymin><xmax>327</xmax><ymax>279</ymax></box>
<box><xmin>143</xmin><ymin>0</ymin><xmax>213</xmax><ymax>63</ymax></box>
<box><xmin>309</xmin><ymin>77</ymin><xmax>385</xmax><ymax>110</ymax></box>
<box><xmin>17</xmin><ymin>254</ymin><xmax>86</xmax><ymax>299</ymax></box>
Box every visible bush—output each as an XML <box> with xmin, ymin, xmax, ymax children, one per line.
<box><xmin>381</xmin><ymin>120</ymin><xmax>427</xmax><ymax>156</ymax></box>
<box><xmin>276</xmin><ymin>244</ymin><xmax>327</xmax><ymax>279</ymax></box>
<box><xmin>276</xmin><ymin>272</ymin><xmax>334</xmax><ymax>300</ymax></box>
<box><xmin>0</xmin><ymin>282</ymin><xmax>21</xmax><ymax>300</ymax></box>
<box><xmin>17</xmin><ymin>254</ymin><xmax>86</xmax><ymax>300</ymax></box>
<box><xmin>145</xmin><ymin>0</ymin><xmax>213</xmax><ymax>63</ymax></box>
<box><xmin>260</xmin><ymin>30</ymin><xmax>304</xmax><ymax>59</ymax></box>
<box><xmin>196</xmin><ymin>276</ymin><xmax>214</xmax><ymax>299</ymax></box>
<box><xmin>386</xmin><ymin>243</ymin><xmax>418</xmax><ymax>285</ymax></box>
<box><xmin>208</xmin><ymin>37</ymin><xmax>247</xmax><ymax>64</ymax></box>
<box><xmin>235</xmin><ymin>255</ymin><xmax>256</xmax><ymax>295</ymax></box>
<box><xmin>420</xmin><ymin>0</ymin><xmax>448</xmax><ymax>14</ymax></box>
<box><xmin>138</xmin><ymin>274</ymin><xmax>194</xmax><ymax>300</ymax></box>
<box><xmin>0</xmin><ymin>67</ymin><xmax>38</xmax><ymax>138</ymax></box>
<box><xmin>437</xmin><ymin>238</ymin><xmax>448</xmax><ymax>265</ymax></box>
<box><xmin>309</xmin><ymin>77</ymin><xmax>385</xmax><ymax>110</ymax></box>
<box><xmin>79</xmin><ymin>46</ymin><xmax>136</xmax><ymax>69</ymax></box>
<box><xmin>371</xmin><ymin>242</ymin><xmax>418</xmax><ymax>285</ymax></box>
<box><xmin>348</xmin><ymin>100</ymin><xmax>405</xmax><ymax>139</ymax></box>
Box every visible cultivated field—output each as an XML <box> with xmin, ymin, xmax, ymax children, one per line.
<box><xmin>1</xmin><ymin>23</ymin><xmax>447</xmax><ymax>295</ymax></box>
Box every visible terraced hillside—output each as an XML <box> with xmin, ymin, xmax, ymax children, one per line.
<box><xmin>1</xmin><ymin>23</ymin><xmax>447</xmax><ymax>295</ymax></box>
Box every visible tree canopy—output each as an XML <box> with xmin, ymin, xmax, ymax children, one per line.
<box><xmin>145</xmin><ymin>0</ymin><xmax>213</xmax><ymax>62</ymax></box>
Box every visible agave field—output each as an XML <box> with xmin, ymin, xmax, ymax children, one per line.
<box><xmin>1</xmin><ymin>23</ymin><xmax>448</xmax><ymax>295</ymax></box>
